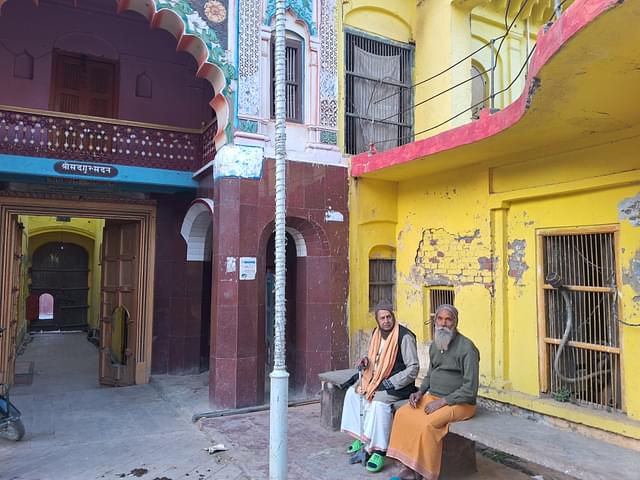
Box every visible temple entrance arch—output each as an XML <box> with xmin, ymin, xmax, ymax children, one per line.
<box><xmin>0</xmin><ymin>195</ymin><xmax>156</xmax><ymax>387</ymax></box>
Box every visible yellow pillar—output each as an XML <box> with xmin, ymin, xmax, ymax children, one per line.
<box><xmin>489</xmin><ymin>205</ymin><xmax>512</xmax><ymax>389</ymax></box>
<box><xmin>414</xmin><ymin>1</ymin><xmax>474</xmax><ymax>137</ymax></box>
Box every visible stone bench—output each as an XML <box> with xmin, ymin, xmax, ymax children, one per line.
<box><xmin>319</xmin><ymin>370</ymin><xmax>640</xmax><ymax>479</ymax></box>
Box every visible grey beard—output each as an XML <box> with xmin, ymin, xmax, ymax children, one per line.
<box><xmin>434</xmin><ymin>327</ymin><xmax>455</xmax><ymax>351</ymax></box>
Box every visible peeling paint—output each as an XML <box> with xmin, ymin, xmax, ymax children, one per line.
<box><xmin>619</xmin><ymin>193</ymin><xmax>640</xmax><ymax>227</ymax></box>
<box><xmin>622</xmin><ymin>250</ymin><xmax>640</xmax><ymax>295</ymax></box>
<box><xmin>456</xmin><ymin>229</ymin><xmax>481</xmax><ymax>243</ymax></box>
<box><xmin>507</xmin><ymin>239</ymin><xmax>529</xmax><ymax>284</ymax></box>
<box><xmin>525</xmin><ymin>77</ymin><xmax>541</xmax><ymax>110</ymax></box>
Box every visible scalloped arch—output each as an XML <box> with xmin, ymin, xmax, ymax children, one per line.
<box><xmin>0</xmin><ymin>0</ymin><xmax>233</xmax><ymax>150</ymax></box>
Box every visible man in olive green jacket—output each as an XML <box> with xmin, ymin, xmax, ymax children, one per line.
<box><xmin>387</xmin><ymin>304</ymin><xmax>480</xmax><ymax>480</ymax></box>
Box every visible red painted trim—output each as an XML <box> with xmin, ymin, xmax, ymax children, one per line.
<box><xmin>351</xmin><ymin>0</ymin><xmax>622</xmax><ymax>177</ymax></box>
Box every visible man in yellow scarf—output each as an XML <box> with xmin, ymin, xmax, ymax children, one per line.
<box><xmin>340</xmin><ymin>301</ymin><xmax>419</xmax><ymax>473</ymax></box>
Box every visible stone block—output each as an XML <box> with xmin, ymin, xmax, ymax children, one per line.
<box><xmin>318</xmin><ymin>368</ymin><xmax>357</xmax><ymax>431</ymax></box>
<box><xmin>441</xmin><ymin>432</ymin><xmax>478</xmax><ymax>478</ymax></box>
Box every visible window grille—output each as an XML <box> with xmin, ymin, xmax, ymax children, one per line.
<box><xmin>539</xmin><ymin>229</ymin><xmax>622</xmax><ymax>412</ymax></box>
<box><xmin>271</xmin><ymin>37</ymin><xmax>303</xmax><ymax>123</ymax></box>
<box><xmin>345</xmin><ymin>31</ymin><xmax>412</xmax><ymax>155</ymax></box>
<box><xmin>427</xmin><ymin>288</ymin><xmax>455</xmax><ymax>339</ymax></box>
<box><xmin>369</xmin><ymin>259</ymin><xmax>395</xmax><ymax>311</ymax></box>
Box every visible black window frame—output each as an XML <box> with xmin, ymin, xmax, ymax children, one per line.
<box><xmin>271</xmin><ymin>35</ymin><xmax>304</xmax><ymax>123</ymax></box>
<box><xmin>345</xmin><ymin>29</ymin><xmax>413</xmax><ymax>155</ymax></box>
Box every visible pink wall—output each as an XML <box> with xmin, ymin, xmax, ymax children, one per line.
<box><xmin>0</xmin><ymin>0</ymin><xmax>214</xmax><ymax>129</ymax></box>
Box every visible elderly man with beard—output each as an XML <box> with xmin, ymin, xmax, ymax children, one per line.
<box><xmin>340</xmin><ymin>301</ymin><xmax>419</xmax><ymax>473</ymax></box>
<box><xmin>386</xmin><ymin>304</ymin><xmax>480</xmax><ymax>480</ymax></box>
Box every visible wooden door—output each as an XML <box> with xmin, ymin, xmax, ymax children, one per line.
<box><xmin>30</xmin><ymin>242</ymin><xmax>89</xmax><ymax>330</ymax></box>
<box><xmin>51</xmin><ymin>51</ymin><xmax>117</xmax><ymax>118</ymax></box>
<box><xmin>0</xmin><ymin>218</ymin><xmax>22</xmax><ymax>386</ymax></box>
<box><xmin>99</xmin><ymin>220</ymin><xmax>139</xmax><ymax>386</ymax></box>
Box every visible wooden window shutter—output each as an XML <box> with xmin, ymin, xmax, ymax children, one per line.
<box><xmin>51</xmin><ymin>51</ymin><xmax>117</xmax><ymax>118</ymax></box>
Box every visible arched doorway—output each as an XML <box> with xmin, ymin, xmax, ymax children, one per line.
<box><xmin>180</xmin><ymin>199</ymin><xmax>214</xmax><ymax>373</ymax></box>
<box><xmin>30</xmin><ymin>241</ymin><xmax>89</xmax><ymax>330</ymax></box>
<box><xmin>264</xmin><ymin>231</ymin><xmax>298</xmax><ymax>395</ymax></box>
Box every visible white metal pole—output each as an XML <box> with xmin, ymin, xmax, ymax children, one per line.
<box><xmin>269</xmin><ymin>0</ymin><xmax>288</xmax><ymax>479</ymax></box>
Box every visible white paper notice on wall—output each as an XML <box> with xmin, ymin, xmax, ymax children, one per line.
<box><xmin>325</xmin><ymin>209</ymin><xmax>344</xmax><ymax>222</ymax></box>
<box><xmin>226</xmin><ymin>257</ymin><xmax>237</xmax><ymax>273</ymax></box>
<box><xmin>239</xmin><ymin>257</ymin><xmax>257</xmax><ymax>280</ymax></box>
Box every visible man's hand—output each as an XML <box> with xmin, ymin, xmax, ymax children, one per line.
<box><xmin>356</xmin><ymin>356</ymin><xmax>369</xmax><ymax>370</ymax></box>
<box><xmin>409</xmin><ymin>391</ymin><xmax>424</xmax><ymax>408</ymax></box>
<box><xmin>424</xmin><ymin>397</ymin><xmax>447</xmax><ymax>414</ymax></box>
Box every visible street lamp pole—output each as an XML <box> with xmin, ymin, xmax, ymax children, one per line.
<box><xmin>269</xmin><ymin>0</ymin><xmax>289</xmax><ymax>479</ymax></box>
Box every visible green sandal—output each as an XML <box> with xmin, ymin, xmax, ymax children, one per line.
<box><xmin>366</xmin><ymin>452</ymin><xmax>385</xmax><ymax>473</ymax></box>
<box><xmin>346</xmin><ymin>439</ymin><xmax>362</xmax><ymax>454</ymax></box>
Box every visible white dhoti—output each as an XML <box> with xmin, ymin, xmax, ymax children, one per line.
<box><xmin>340</xmin><ymin>386</ymin><xmax>393</xmax><ymax>453</ymax></box>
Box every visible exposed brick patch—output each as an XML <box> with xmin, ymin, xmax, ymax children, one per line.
<box><xmin>478</xmin><ymin>256</ymin><xmax>497</xmax><ymax>271</ymax></box>
<box><xmin>409</xmin><ymin>228</ymin><xmax>493</xmax><ymax>290</ymax></box>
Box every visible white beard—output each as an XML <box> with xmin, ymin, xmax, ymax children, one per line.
<box><xmin>434</xmin><ymin>327</ymin><xmax>455</xmax><ymax>351</ymax></box>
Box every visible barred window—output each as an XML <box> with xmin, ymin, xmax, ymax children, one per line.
<box><xmin>426</xmin><ymin>287</ymin><xmax>455</xmax><ymax>339</ymax></box>
<box><xmin>271</xmin><ymin>36</ymin><xmax>303</xmax><ymax>123</ymax></box>
<box><xmin>369</xmin><ymin>259</ymin><xmax>395</xmax><ymax>311</ymax></box>
<box><xmin>345</xmin><ymin>30</ymin><xmax>412</xmax><ymax>155</ymax></box>
<box><xmin>539</xmin><ymin>228</ymin><xmax>622</xmax><ymax>412</ymax></box>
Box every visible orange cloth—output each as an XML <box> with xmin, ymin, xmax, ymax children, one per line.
<box><xmin>358</xmin><ymin>323</ymin><xmax>399</xmax><ymax>401</ymax></box>
<box><xmin>387</xmin><ymin>394</ymin><xmax>476</xmax><ymax>480</ymax></box>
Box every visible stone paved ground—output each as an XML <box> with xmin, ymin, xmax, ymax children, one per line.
<box><xmin>0</xmin><ymin>333</ymin><xmax>566</xmax><ymax>480</ymax></box>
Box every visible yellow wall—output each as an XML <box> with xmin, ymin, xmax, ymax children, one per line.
<box><xmin>18</xmin><ymin>216</ymin><xmax>104</xmax><ymax>332</ymax></box>
<box><xmin>348</xmin><ymin>177</ymin><xmax>398</xmax><ymax>359</ymax></box>
<box><xmin>349</xmin><ymin>130</ymin><xmax>640</xmax><ymax>438</ymax></box>
<box><xmin>470</xmin><ymin>7</ymin><xmax>538</xmax><ymax>111</ymax></box>
<box><xmin>338</xmin><ymin>1</ymin><xmax>551</xmax><ymax>148</ymax></box>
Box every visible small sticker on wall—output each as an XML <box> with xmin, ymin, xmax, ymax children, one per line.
<box><xmin>325</xmin><ymin>209</ymin><xmax>344</xmax><ymax>222</ymax></box>
<box><xmin>226</xmin><ymin>257</ymin><xmax>237</xmax><ymax>273</ymax></box>
<box><xmin>239</xmin><ymin>257</ymin><xmax>257</xmax><ymax>280</ymax></box>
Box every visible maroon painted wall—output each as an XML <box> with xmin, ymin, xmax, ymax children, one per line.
<box><xmin>205</xmin><ymin>161</ymin><xmax>350</xmax><ymax>408</ymax></box>
<box><xmin>0</xmin><ymin>0</ymin><xmax>213</xmax><ymax>129</ymax></box>
<box><xmin>152</xmin><ymin>192</ymin><xmax>207</xmax><ymax>375</ymax></box>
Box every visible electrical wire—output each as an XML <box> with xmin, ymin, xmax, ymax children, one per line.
<box><xmin>376</xmin><ymin>0</ymin><xmax>526</xmax><ymax>118</ymax></box>
<box><xmin>372</xmin><ymin>40</ymin><xmax>500</xmax><ymax>106</ymax></box>
<box><xmin>374</xmin><ymin>41</ymin><xmax>538</xmax><ymax>147</ymax></box>
<box><xmin>371</xmin><ymin>0</ymin><xmax>536</xmax><ymax>148</ymax></box>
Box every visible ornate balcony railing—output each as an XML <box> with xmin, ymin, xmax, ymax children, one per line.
<box><xmin>0</xmin><ymin>106</ymin><xmax>217</xmax><ymax>172</ymax></box>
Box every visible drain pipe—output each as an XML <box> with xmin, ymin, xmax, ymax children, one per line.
<box><xmin>192</xmin><ymin>399</ymin><xmax>319</xmax><ymax>423</ymax></box>
<box><xmin>546</xmin><ymin>272</ymin><xmax>609</xmax><ymax>384</ymax></box>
